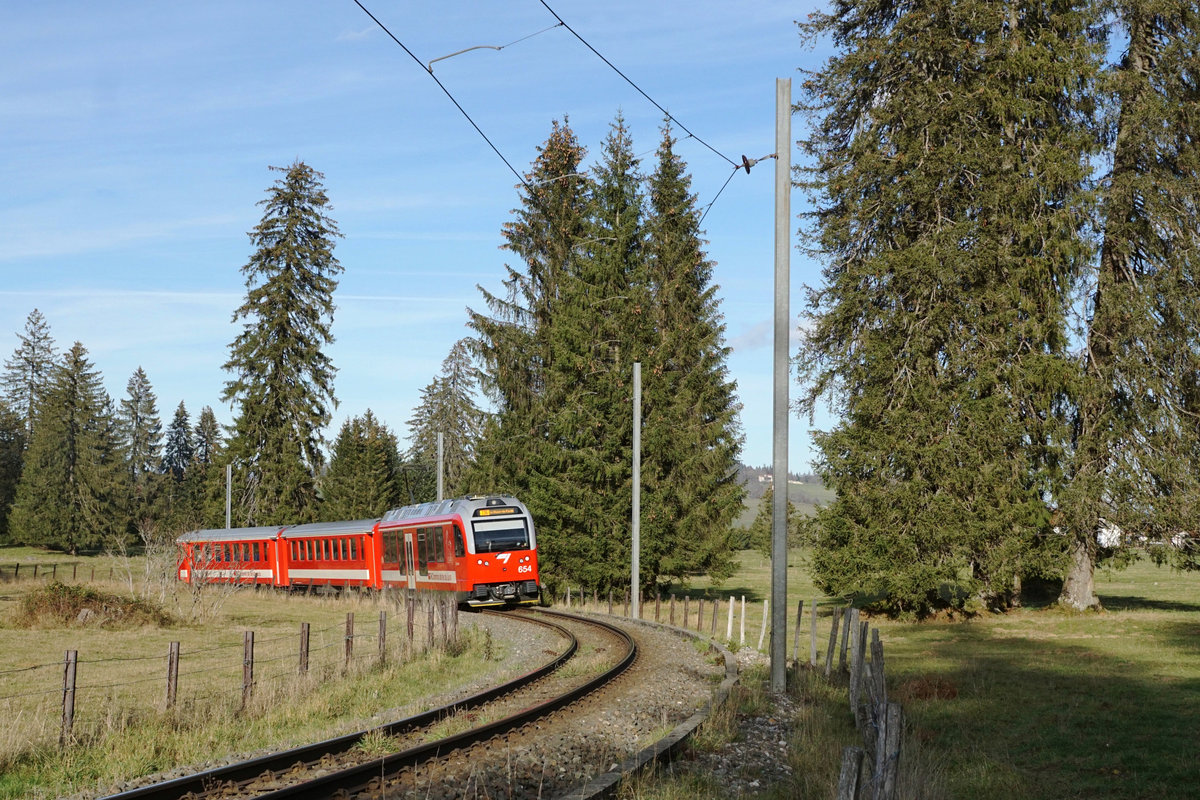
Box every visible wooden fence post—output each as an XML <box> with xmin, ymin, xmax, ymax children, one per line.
<box><xmin>850</xmin><ymin>622</ymin><xmax>868</xmax><ymax>723</ymax></box>
<box><xmin>872</xmin><ymin>702</ymin><xmax>903</xmax><ymax>800</ymax></box>
<box><xmin>345</xmin><ymin>612</ymin><xmax>355</xmax><ymax>670</ymax></box>
<box><xmin>726</xmin><ymin>597</ymin><xmax>734</xmax><ymax>640</ymax></box>
<box><xmin>425</xmin><ymin>597</ymin><xmax>434</xmax><ymax>651</ymax></box>
<box><xmin>299</xmin><ymin>622</ymin><xmax>310</xmax><ymax>675</ymax></box>
<box><xmin>51</xmin><ymin>564</ymin><xmax>57</xmax><ymax>579</ymax></box>
<box><xmin>378</xmin><ymin>611</ymin><xmax>387</xmax><ymax>665</ymax></box>
<box><xmin>837</xmin><ymin>746</ymin><xmax>865</xmax><ymax>800</ymax></box>
<box><xmin>72</xmin><ymin>563</ymin><xmax>78</xmax><ymax>581</ymax></box>
<box><xmin>166</xmin><ymin>641</ymin><xmax>180</xmax><ymax>708</ymax></box>
<box><xmin>711</xmin><ymin>597</ymin><xmax>718</xmax><ymax>636</ymax></box>
<box><xmin>241</xmin><ymin>631</ymin><xmax>254</xmax><ymax>710</ymax></box>
<box><xmin>810</xmin><ymin>598</ymin><xmax>819</xmax><ymax>666</ymax></box>
<box><xmin>655</xmin><ymin>592</ymin><xmax>661</xmax><ymax>622</ymax></box>
<box><xmin>60</xmin><ymin>650</ymin><xmax>77</xmax><ymax>746</ymax></box>
<box><xmin>406</xmin><ymin>590</ymin><xmax>416</xmax><ymax>652</ymax></box>
<box><xmin>757</xmin><ymin>598</ymin><xmax>769</xmax><ymax>651</ymax></box>
<box><xmin>440</xmin><ymin>596</ymin><xmax>449</xmax><ymax>645</ymax></box>
<box><xmin>669</xmin><ymin>594</ymin><xmax>676</xmax><ymax>626</ymax></box>
<box><xmin>839</xmin><ymin>606</ymin><xmax>853</xmax><ymax>673</ymax></box>
<box><xmin>739</xmin><ymin>596</ymin><xmax>747</xmax><ymax>645</ymax></box>
<box><xmin>683</xmin><ymin>595</ymin><xmax>689</xmax><ymax>628</ymax></box>
<box><xmin>33</xmin><ymin>564</ymin><xmax>39</xmax><ymax>579</ymax></box>
<box><xmin>792</xmin><ymin>599</ymin><xmax>804</xmax><ymax>664</ymax></box>
<box><xmin>696</xmin><ymin>598</ymin><xmax>704</xmax><ymax>633</ymax></box>
<box><xmin>12</xmin><ymin>563</ymin><xmax>18</xmax><ymax>580</ymax></box>
<box><xmin>825</xmin><ymin>607</ymin><xmax>841</xmax><ymax>677</ymax></box>
<box><xmin>608</xmin><ymin>589</ymin><xmax>613</xmax><ymax>616</ymax></box>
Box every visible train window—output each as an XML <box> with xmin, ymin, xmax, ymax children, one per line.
<box><xmin>453</xmin><ymin>526</ymin><xmax>465</xmax><ymax>558</ymax></box>
<box><xmin>348</xmin><ymin>538</ymin><xmax>357</xmax><ymax>560</ymax></box>
<box><xmin>417</xmin><ymin>529</ymin><xmax>429</xmax><ymax>573</ymax></box>
<box><xmin>472</xmin><ymin>519</ymin><xmax>530</xmax><ymax>553</ymax></box>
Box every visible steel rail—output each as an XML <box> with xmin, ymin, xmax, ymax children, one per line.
<box><xmin>99</xmin><ymin>610</ymin><xmax>577</xmax><ymax>800</ymax></box>
<box><xmin>235</xmin><ymin>609</ymin><xmax>636</xmax><ymax>800</ymax></box>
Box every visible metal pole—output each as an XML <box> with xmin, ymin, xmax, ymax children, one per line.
<box><xmin>631</xmin><ymin>362</ymin><xmax>641</xmax><ymax>620</ymax></box>
<box><xmin>771</xmin><ymin>77</ymin><xmax>792</xmax><ymax>693</ymax></box>
<box><xmin>436</xmin><ymin>432</ymin><xmax>444</xmax><ymax>501</ymax></box>
<box><xmin>225</xmin><ymin>463</ymin><xmax>232</xmax><ymax>529</ymax></box>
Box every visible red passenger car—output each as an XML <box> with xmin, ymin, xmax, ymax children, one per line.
<box><xmin>176</xmin><ymin>495</ymin><xmax>540</xmax><ymax>607</ymax></box>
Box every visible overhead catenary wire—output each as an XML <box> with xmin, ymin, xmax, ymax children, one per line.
<box><xmin>352</xmin><ymin>0</ymin><xmax>762</xmax><ymax>223</ymax></box>
<box><xmin>536</xmin><ymin>0</ymin><xmax>740</xmax><ymax>170</ymax></box>
<box><xmin>352</xmin><ymin>0</ymin><xmax>532</xmax><ymax>190</ymax></box>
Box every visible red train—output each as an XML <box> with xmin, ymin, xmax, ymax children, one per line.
<box><xmin>176</xmin><ymin>495</ymin><xmax>540</xmax><ymax>607</ymax></box>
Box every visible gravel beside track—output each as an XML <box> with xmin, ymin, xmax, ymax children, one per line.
<box><xmin>381</xmin><ymin>611</ymin><xmax>727</xmax><ymax>800</ymax></box>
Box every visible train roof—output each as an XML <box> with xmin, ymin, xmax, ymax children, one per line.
<box><xmin>279</xmin><ymin>519</ymin><xmax>379</xmax><ymax>538</ymax></box>
<box><xmin>177</xmin><ymin>526</ymin><xmax>284</xmax><ymax>543</ymax></box>
<box><xmin>380</xmin><ymin>495</ymin><xmax>524</xmax><ymax>523</ymax></box>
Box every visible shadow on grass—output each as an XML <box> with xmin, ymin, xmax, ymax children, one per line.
<box><xmin>888</xmin><ymin>619</ymin><xmax>1200</xmax><ymax>800</ymax></box>
<box><xmin>1096</xmin><ymin>594</ymin><xmax>1200</xmax><ymax>614</ymax></box>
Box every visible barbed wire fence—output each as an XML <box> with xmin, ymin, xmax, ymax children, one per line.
<box><xmin>0</xmin><ymin>587</ymin><xmax>462</xmax><ymax>760</ymax></box>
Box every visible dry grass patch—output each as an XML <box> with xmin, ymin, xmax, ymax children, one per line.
<box><xmin>15</xmin><ymin>581</ymin><xmax>173</xmax><ymax>629</ymax></box>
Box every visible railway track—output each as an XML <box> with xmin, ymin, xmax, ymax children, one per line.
<box><xmin>99</xmin><ymin>609</ymin><xmax>635</xmax><ymax>800</ymax></box>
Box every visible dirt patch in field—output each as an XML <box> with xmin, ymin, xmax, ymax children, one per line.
<box><xmin>14</xmin><ymin>581</ymin><xmax>173</xmax><ymax>629</ymax></box>
<box><xmin>893</xmin><ymin>674</ymin><xmax>959</xmax><ymax>702</ymax></box>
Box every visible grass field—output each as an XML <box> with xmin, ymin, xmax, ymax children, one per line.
<box><xmin>0</xmin><ymin>549</ymin><xmax>506</xmax><ymax>800</ymax></box>
<box><xmin>3</xmin><ymin>544</ymin><xmax>1197</xmax><ymax>799</ymax></box>
<box><xmin>643</xmin><ymin>550</ymin><xmax>1200</xmax><ymax>800</ymax></box>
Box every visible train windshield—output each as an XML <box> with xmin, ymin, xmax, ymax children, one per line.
<box><xmin>472</xmin><ymin>519</ymin><xmax>530</xmax><ymax>553</ymax></box>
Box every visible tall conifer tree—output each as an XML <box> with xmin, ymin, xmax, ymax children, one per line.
<box><xmin>407</xmin><ymin>340</ymin><xmax>485</xmax><ymax>500</ymax></box>
<box><xmin>2</xmin><ymin>309</ymin><xmax>57</xmax><ymax>443</ymax></box>
<box><xmin>1060</xmin><ymin>1</ymin><xmax>1200</xmax><ymax>607</ymax></box>
<box><xmin>322</xmin><ymin>410</ymin><xmax>402</xmax><ymax>520</ymax></box>
<box><xmin>797</xmin><ymin>0</ymin><xmax>1100</xmax><ymax>614</ymax></box>
<box><xmin>468</xmin><ymin>120</ymin><xmax>588</xmax><ymax>501</ymax></box>
<box><xmin>222</xmin><ymin>161</ymin><xmax>343</xmax><ymax>525</ymax></box>
<box><xmin>0</xmin><ymin>402</ymin><xmax>23</xmax><ymax>543</ymax></box>
<box><xmin>536</xmin><ymin>115</ymin><xmax>648</xmax><ymax>590</ymax></box>
<box><xmin>10</xmin><ymin>343</ymin><xmax>122</xmax><ymax>553</ymax></box>
<box><xmin>642</xmin><ymin>126</ymin><xmax>743</xmax><ymax>587</ymax></box>
<box><xmin>162</xmin><ymin>401</ymin><xmax>193</xmax><ymax>480</ymax></box>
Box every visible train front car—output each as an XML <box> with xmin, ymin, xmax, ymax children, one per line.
<box><xmin>379</xmin><ymin>495</ymin><xmax>540</xmax><ymax>607</ymax></box>
<box><xmin>463</xmin><ymin>496</ymin><xmax>540</xmax><ymax>606</ymax></box>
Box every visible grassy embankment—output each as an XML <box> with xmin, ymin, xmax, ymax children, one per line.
<box><xmin>0</xmin><ymin>547</ymin><xmax>507</xmax><ymax>800</ymax></box>
<box><xmin>633</xmin><ymin>549</ymin><xmax>1200</xmax><ymax>800</ymax></box>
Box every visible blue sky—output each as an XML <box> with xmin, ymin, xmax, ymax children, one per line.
<box><xmin>2</xmin><ymin>0</ymin><xmax>831</xmax><ymax>472</ymax></box>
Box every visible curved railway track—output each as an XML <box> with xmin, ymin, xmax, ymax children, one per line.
<box><xmin>99</xmin><ymin>609</ymin><xmax>635</xmax><ymax>800</ymax></box>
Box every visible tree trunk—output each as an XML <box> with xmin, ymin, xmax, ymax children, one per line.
<box><xmin>1059</xmin><ymin>534</ymin><xmax>1101</xmax><ymax>611</ymax></box>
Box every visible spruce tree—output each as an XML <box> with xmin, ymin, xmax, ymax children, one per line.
<box><xmin>119</xmin><ymin>367</ymin><xmax>162</xmax><ymax>485</ymax></box>
<box><xmin>0</xmin><ymin>402</ymin><xmax>23</xmax><ymax>543</ymax></box>
<box><xmin>1059</xmin><ymin>1</ymin><xmax>1200</xmax><ymax>607</ymax></box>
<box><xmin>641</xmin><ymin>125</ymin><xmax>743</xmax><ymax>587</ymax></box>
<box><xmin>536</xmin><ymin>115</ymin><xmax>648</xmax><ymax>591</ymax></box>
<box><xmin>468</xmin><ymin>119</ymin><xmax>589</xmax><ymax>501</ymax></box>
<box><xmin>747</xmin><ymin>486</ymin><xmax>801</xmax><ymax>557</ymax></box>
<box><xmin>193</xmin><ymin>406</ymin><xmax>222</xmax><ymax>467</ymax></box>
<box><xmin>322</xmin><ymin>410</ymin><xmax>403</xmax><ymax>520</ymax></box>
<box><xmin>407</xmin><ymin>340</ymin><xmax>485</xmax><ymax>500</ymax></box>
<box><xmin>797</xmin><ymin>0</ymin><xmax>1100</xmax><ymax>615</ymax></box>
<box><xmin>9</xmin><ymin>343</ymin><xmax>122</xmax><ymax>553</ymax></box>
<box><xmin>2</xmin><ymin>308</ymin><xmax>58</xmax><ymax>443</ymax></box>
<box><xmin>190</xmin><ymin>405</ymin><xmax>228</xmax><ymax>529</ymax></box>
<box><xmin>222</xmin><ymin>161</ymin><xmax>343</xmax><ymax>526</ymax></box>
<box><xmin>162</xmin><ymin>401</ymin><xmax>193</xmax><ymax>480</ymax></box>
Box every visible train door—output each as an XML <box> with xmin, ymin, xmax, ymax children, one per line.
<box><xmin>404</xmin><ymin>530</ymin><xmax>418</xmax><ymax>588</ymax></box>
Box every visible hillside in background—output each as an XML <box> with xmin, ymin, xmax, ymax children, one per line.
<box><xmin>734</xmin><ymin>464</ymin><xmax>833</xmax><ymax>528</ymax></box>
